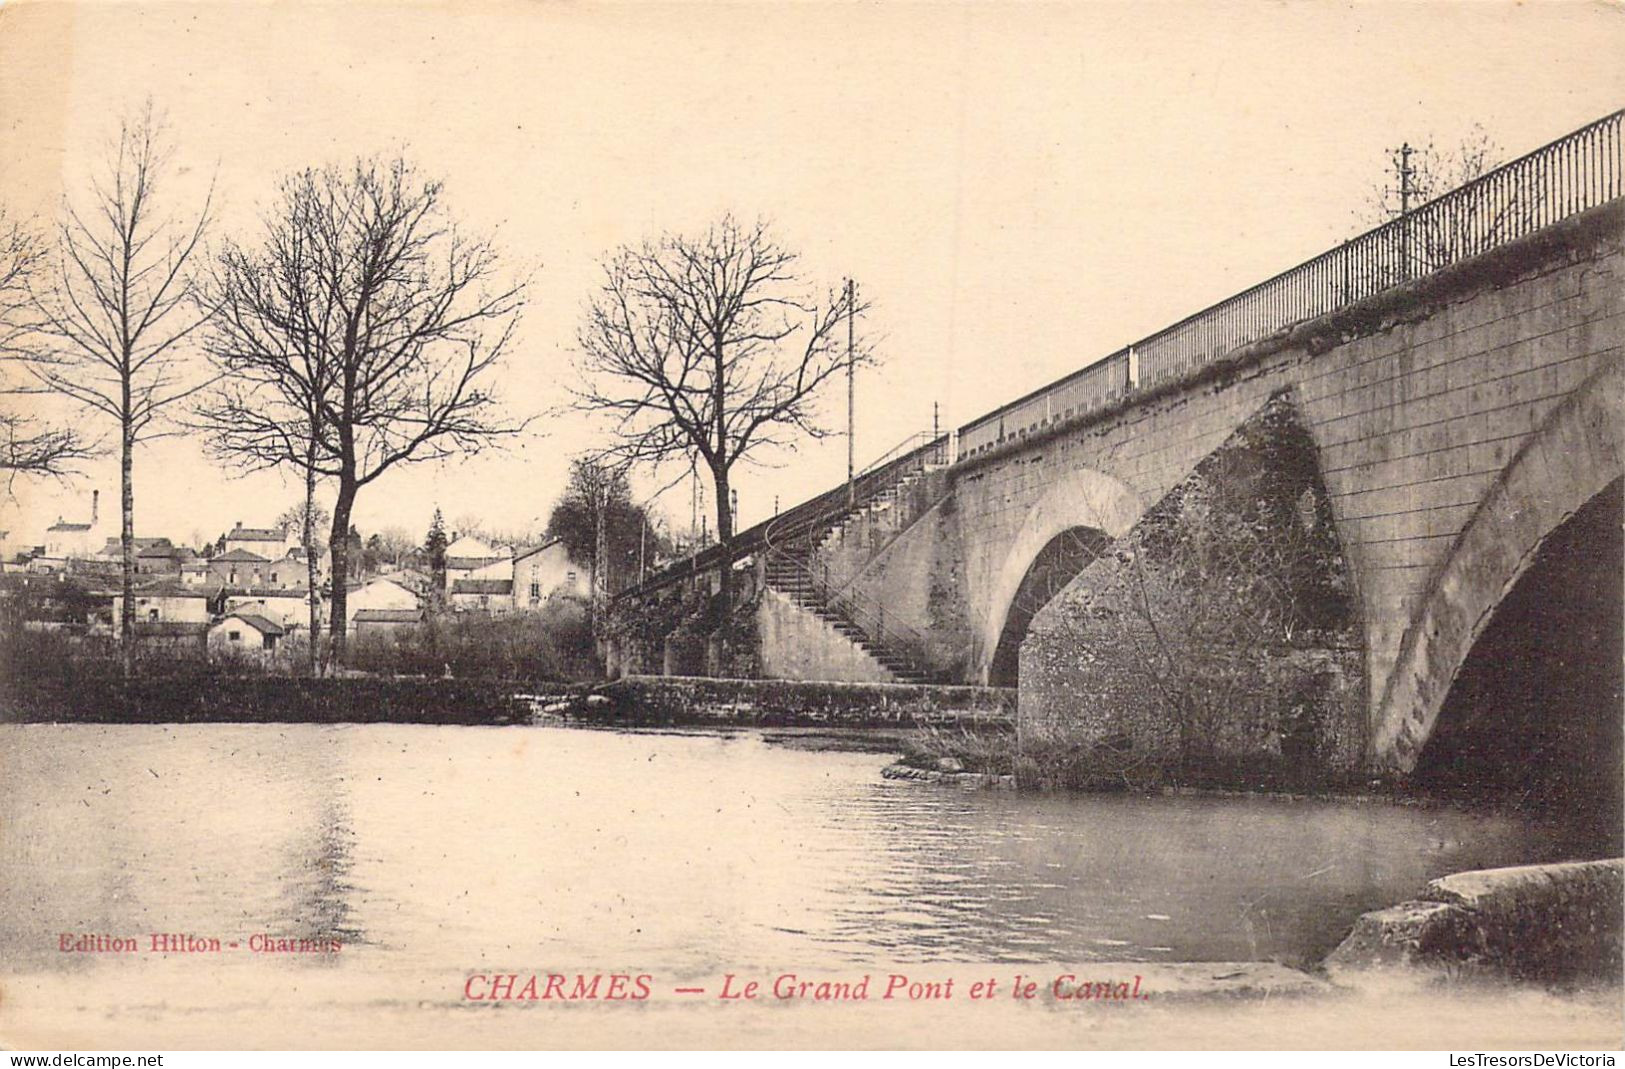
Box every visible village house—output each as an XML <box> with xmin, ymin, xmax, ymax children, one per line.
<box><xmin>221</xmin><ymin>522</ymin><xmax>297</xmax><ymax>558</ymax></box>
<box><xmin>112</xmin><ymin>580</ymin><xmax>214</xmax><ymax>633</ymax></box>
<box><xmin>448</xmin><ymin>577</ymin><xmax>514</xmax><ymax>613</ymax></box>
<box><xmin>208</xmin><ymin>612</ymin><xmax>285</xmax><ymax>658</ymax></box>
<box><xmin>381</xmin><ymin>567</ymin><xmax>433</xmax><ymax>599</ymax></box>
<box><xmin>345</xmin><ymin>576</ymin><xmax>421</xmax><ymax>625</ymax></box>
<box><xmin>443</xmin><ymin>534</ymin><xmax>511</xmax><ymax>588</ymax></box>
<box><xmin>262</xmin><ymin>550</ymin><xmax>317</xmax><ymax>590</ymax></box>
<box><xmin>223</xmin><ymin>589</ymin><xmax>319</xmax><ymax>630</ymax></box>
<box><xmin>109</xmin><ymin>580</ymin><xmax>213</xmax><ymax>651</ymax></box>
<box><xmin>512</xmin><ymin>539</ymin><xmax>589</xmax><ymax>608</ymax></box>
<box><xmin>41</xmin><ymin>490</ymin><xmax>103</xmax><ymax>562</ymax></box>
<box><xmin>94</xmin><ymin>538</ymin><xmax>198</xmax><ymax>577</ymax></box>
<box><xmin>207</xmin><ymin>548</ymin><xmax>272</xmax><ymax>587</ymax></box>
<box><xmin>352</xmin><ymin>607</ymin><xmax>425</xmax><ymax>640</ymax></box>
<box><xmin>32</xmin><ymin>494</ymin><xmax>102</xmax><ymax>574</ymax></box>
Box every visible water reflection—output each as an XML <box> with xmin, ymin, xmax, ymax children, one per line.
<box><xmin>0</xmin><ymin>723</ymin><xmax>1610</xmax><ymax>979</ymax></box>
<box><xmin>271</xmin><ymin>735</ymin><xmax>365</xmax><ymax>956</ymax></box>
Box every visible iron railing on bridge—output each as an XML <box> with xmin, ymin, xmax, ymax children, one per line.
<box><xmin>615</xmin><ymin>429</ymin><xmax>950</xmax><ymax>602</ymax></box>
<box><xmin>956</xmin><ymin>109</ymin><xmax>1625</xmax><ymax>458</ymax></box>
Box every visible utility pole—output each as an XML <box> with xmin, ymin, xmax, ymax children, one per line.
<box><xmin>1397</xmin><ymin>142</ymin><xmax>1417</xmax><ymax>216</ymax></box>
<box><xmin>846</xmin><ymin>277</ymin><xmax>856</xmax><ymax>507</ymax></box>
<box><xmin>1395</xmin><ymin>141</ymin><xmax>1417</xmax><ymax>282</ymax></box>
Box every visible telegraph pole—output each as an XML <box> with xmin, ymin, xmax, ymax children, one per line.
<box><xmin>1397</xmin><ymin>141</ymin><xmax>1416</xmax><ymax>215</ymax></box>
<box><xmin>1395</xmin><ymin>142</ymin><xmax>1417</xmax><ymax>281</ymax></box>
<box><xmin>846</xmin><ymin>278</ymin><xmax>857</xmax><ymax>507</ymax></box>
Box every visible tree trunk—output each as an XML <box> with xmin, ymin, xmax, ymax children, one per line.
<box><xmin>119</xmin><ymin>423</ymin><xmax>135</xmax><ymax>679</ymax></box>
<box><xmin>712</xmin><ymin>461</ymin><xmax>733</xmax><ymax>620</ymax></box>
<box><xmin>302</xmin><ymin>455</ymin><xmax>320</xmax><ymax>676</ymax></box>
<box><xmin>589</xmin><ymin>492</ymin><xmax>605</xmax><ymax>636</ymax></box>
<box><xmin>327</xmin><ymin>476</ymin><xmax>357</xmax><ymax>664</ymax></box>
<box><xmin>712</xmin><ymin>332</ymin><xmax>731</xmax><ymax>624</ymax></box>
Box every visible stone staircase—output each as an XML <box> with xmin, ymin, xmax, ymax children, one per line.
<box><xmin>761</xmin><ymin>444</ymin><xmax>947</xmax><ymax>685</ymax></box>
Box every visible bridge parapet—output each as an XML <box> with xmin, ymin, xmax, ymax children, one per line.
<box><xmin>957</xmin><ymin>110</ymin><xmax>1624</xmax><ymax>460</ymax></box>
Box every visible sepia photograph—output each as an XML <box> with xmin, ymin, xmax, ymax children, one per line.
<box><xmin>0</xmin><ymin>0</ymin><xmax>1621</xmax><ymax>1054</ymax></box>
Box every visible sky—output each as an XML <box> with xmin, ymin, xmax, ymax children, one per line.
<box><xmin>0</xmin><ymin>0</ymin><xmax>1622</xmax><ymax>551</ymax></box>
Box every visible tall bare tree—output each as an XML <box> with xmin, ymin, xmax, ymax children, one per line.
<box><xmin>194</xmin><ymin>173</ymin><xmax>338</xmax><ymax>672</ymax></box>
<box><xmin>573</xmin><ymin>215</ymin><xmax>870</xmax><ymax>613</ymax></box>
<box><xmin>26</xmin><ymin>106</ymin><xmax>214</xmax><ymax>673</ymax></box>
<box><xmin>192</xmin><ymin>156</ymin><xmax>525</xmax><ymax>659</ymax></box>
<box><xmin>0</xmin><ymin>206</ymin><xmax>94</xmax><ymax>483</ymax></box>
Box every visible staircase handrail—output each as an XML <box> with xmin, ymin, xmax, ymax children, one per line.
<box><xmin>615</xmin><ymin>430</ymin><xmax>949</xmax><ymax>602</ymax></box>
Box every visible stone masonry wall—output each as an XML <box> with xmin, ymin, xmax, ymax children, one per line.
<box><xmin>756</xmin><ymin>587</ymin><xmax>897</xmax><ymax>684</ymax></box>
<box><xmin>1018</xmin><ymin>393</ymin><xmax>1365</xmax><ymax>788</ymax></box>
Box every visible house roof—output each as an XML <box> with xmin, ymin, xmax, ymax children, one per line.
<box><xmin>125</xmin><ymin>578</ymin><xmax>214</xmax><ymax>599</ymax></box>
<box><xmin>446</xmin><ymin>555</ymin><xmax>510</xmax><ymax>570</ymax></box>
<box><xmin>224</xmin><ymin>587</ymin><xmax>311</xmax><ymax>599</ymax></box>
<box><xmin>347</xmin><ymin>577</ymin><xmax>417</xmax><ymax>596</ymax></box>
<box><xmin>512</xmin><ymin>538</ymin><xmax>563</xmax><ymax>563</ymax></box>
<box><xmin>215</xmin><ymin>612</ymin><xmax>285</xmax><ymax>636</ymax></box>
<box><xmin>48</xmin><ymin>521</ymin><xmax>92</xmax><ymax>532</ymax></box>
<box><xmin>226</xmin><ymin>526</ymin><xmax>287</xmax><ymax>541</ymax></box>
<box><xmin>132</xmin><ymin>621</ymin><xmax>211</xmax><ymax>637</ymax></box>
<box><xmin>103</xmin><ymin>536</ymin><xmax>173</xmax><ymax>554</ymax></box>
<box><xmin>353</xmin><ymin>608</ymin><xmax>424</xmax><ymax>624</ymax></box>
<box><xmin>451</xmin><ymin>578</ymin><xmax>513</xmax><ymax>595</ymax></box>
<box><xmin>212</xmin><ymin>548</ymin><xmax>270</xmax><ymax>563</ymax></box>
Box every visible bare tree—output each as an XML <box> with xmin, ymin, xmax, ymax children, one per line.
<box><xmin>573</xmin><ymin>215</ymin><xmax>869</xmax><ymax>614</ymax></box>
<box><xmin>192</xmin><ymin>156</ymin><xmax>525</xmax><ymax>659</ymax></box>
<box><xmin>194</xmin><ymin>172</ymin><xmax>340</xmax><ymax>672</ymax></box>
<box><xmin>369</xmin><ymin>526</ymin><xmax>418</xmax><ymax>569</ymax></box>
<box><xmin>0</xmin><ymin>206</ymin><xmax>95</xmax><ymax>483</ymax></box>
<box><xmin>26</xmin><ymin>106</ymin><xmax>214</xmax><ymax>673</ymax></box>
<box><xmin>1355</xmin><ymin>125</ymin><xmax>1515</xmax><ymax>284</ymax></box>
<box><xmin>276</xmin><ymin>498</ymin><xmax>332</xmax><ymax>557</ymax></box>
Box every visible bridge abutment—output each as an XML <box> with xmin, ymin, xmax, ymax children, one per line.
<box><xmin>1016</xmin><ymin>393</ymin><xmax>1367</xmax><ymax>788</ymax></box>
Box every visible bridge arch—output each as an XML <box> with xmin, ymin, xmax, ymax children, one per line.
<box><xmin>1373</xmin><ymin>361</ymin><xmax>1624</xmax><ymax>771</ymax></box>
<box><xmin>978</xmin><ymin>468</ymin><xmax>1143</xmax><ymax>684</ymax></box>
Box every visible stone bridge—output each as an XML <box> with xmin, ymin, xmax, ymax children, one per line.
<box><xmin>616</xmin><ymin>112</ymin><xmax>1623</xmax><ymax>789</ymax></box>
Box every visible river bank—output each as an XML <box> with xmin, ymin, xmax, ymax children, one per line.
<box><xmin>0</xmin><ymin>669</ymin><xmax>562</xmax><ymax>725</ymax></box>
<box><xmin>0</xmin><ymin>668</ymin><xmax>1015</xmax><ymax>730</ymax></box>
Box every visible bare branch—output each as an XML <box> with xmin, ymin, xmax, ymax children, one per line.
<box><xmin>190</xmin><ymin>153</ymin><xmax>529</xmax><ymax>657</ymax></box>
<box><xmin>572</xmin><ymin>214</ymin><xmax>878</xmax><ymax>609</ymax></box>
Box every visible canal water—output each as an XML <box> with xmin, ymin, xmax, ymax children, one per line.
<box><xmin>0</xmin><ymin>722</ymin><xmax>1617</xmax><ymax>1047</ymax></box>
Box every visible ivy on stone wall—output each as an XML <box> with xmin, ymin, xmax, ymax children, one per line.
<box><xmin>1021</xmin><ymin>391</ymin><xmax>1364</xmax><ymax>789</ymax></box>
